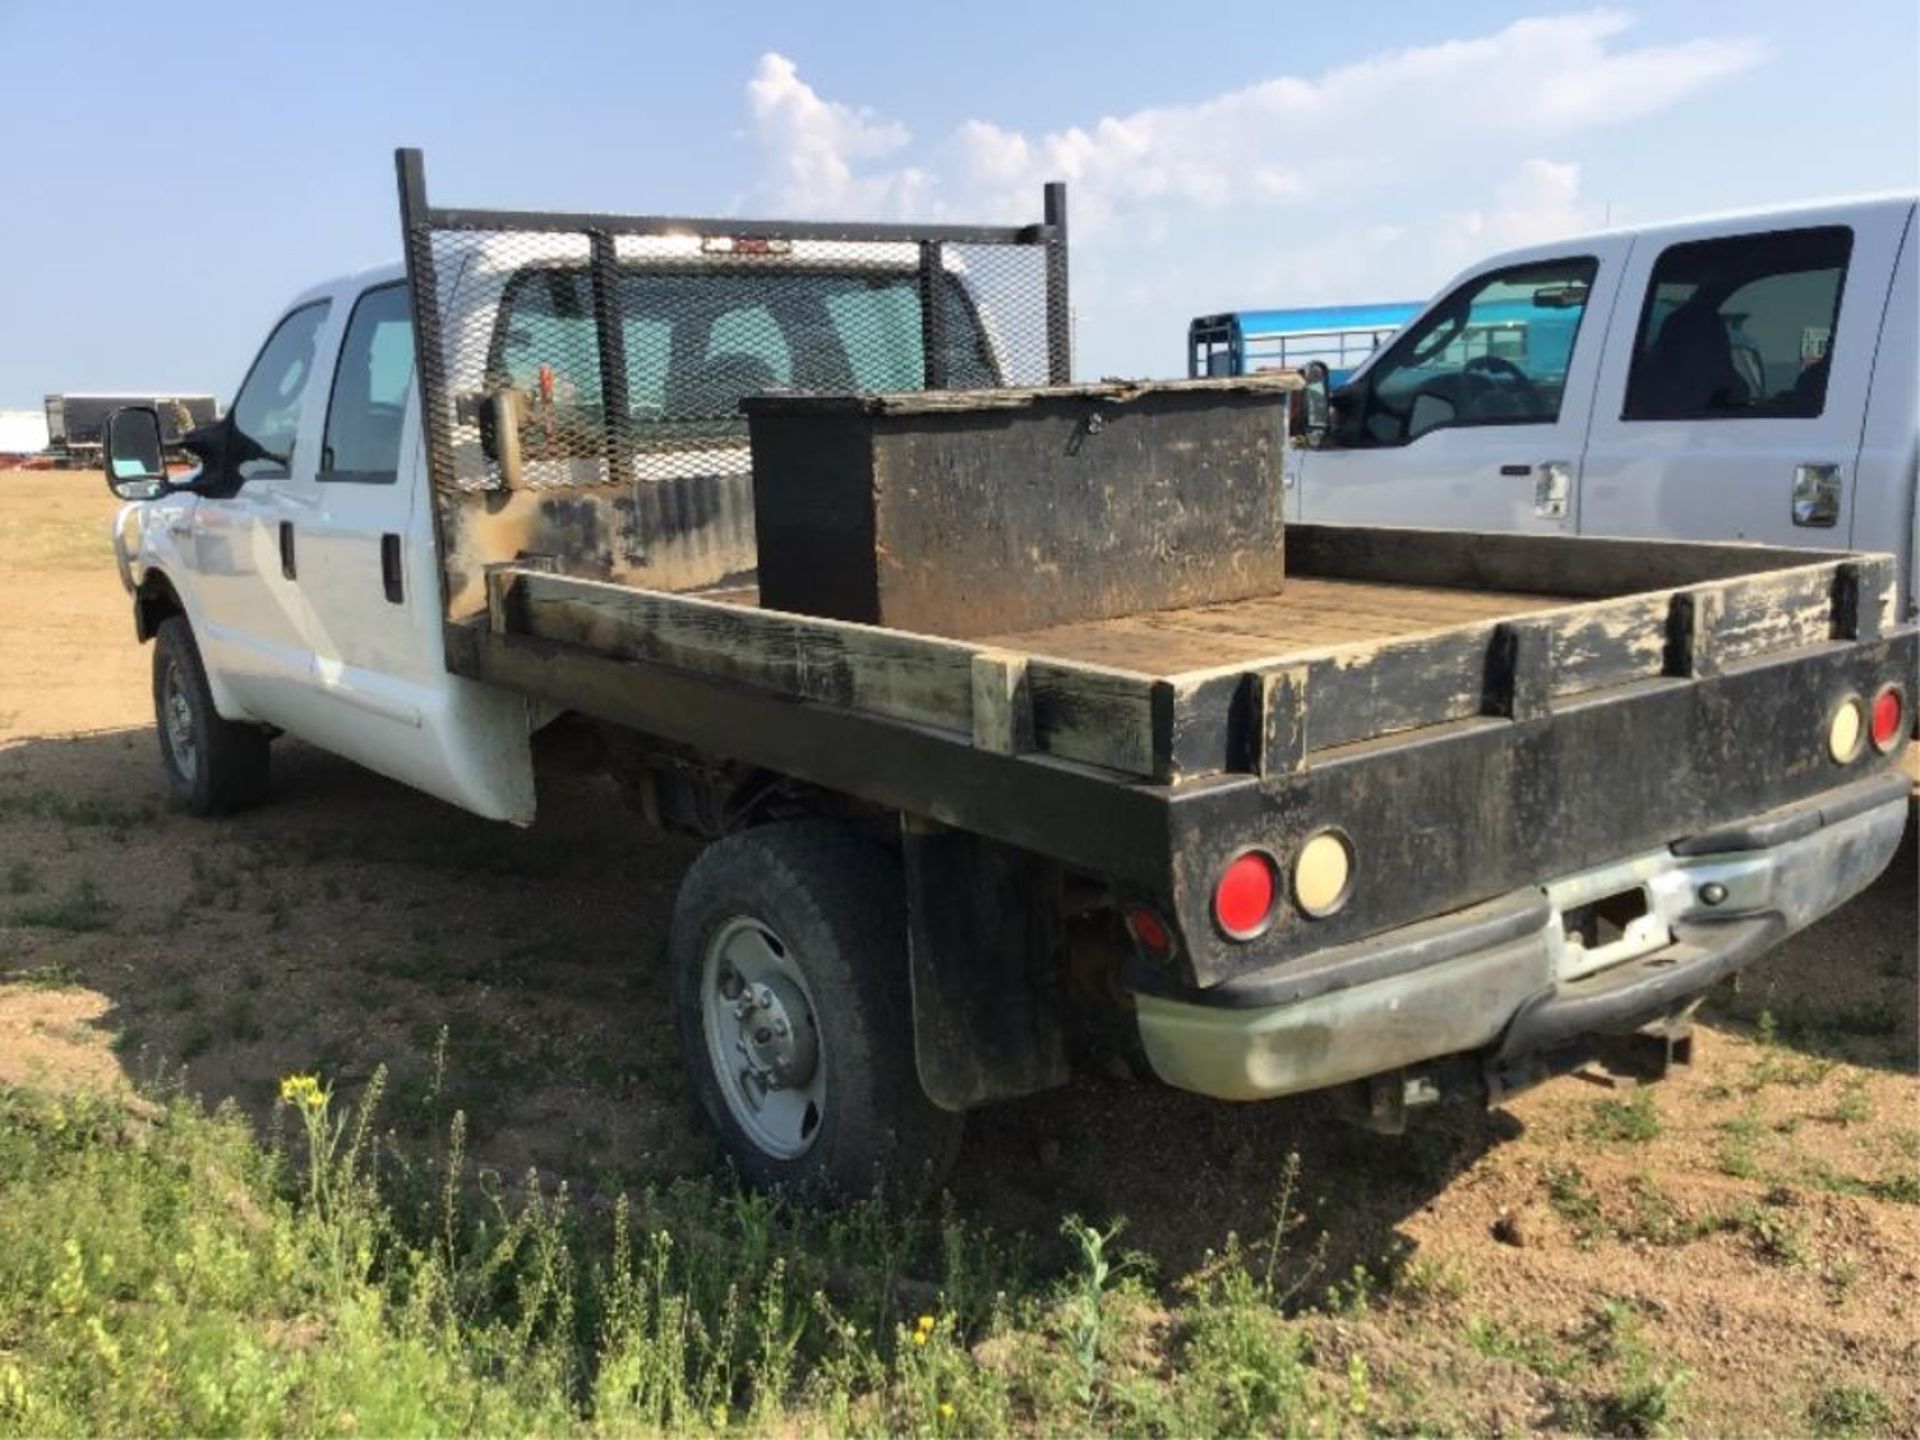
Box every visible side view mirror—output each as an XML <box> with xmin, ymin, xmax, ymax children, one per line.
<box><xmin>103</xmin><ymin>407</ymin><xmax>168</xmax><ymax>500</ymax></box>
<box><xmin>1290</xmin><ymin>361</ymin><xmax>1332</xmax><ymax>447</ymax></box>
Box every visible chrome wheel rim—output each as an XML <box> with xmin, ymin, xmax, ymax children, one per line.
<box><xmin>161</xmin><ymin>661</ymin><xmax>197</xmax><ymax>784</ymax></box>
<box><xmin>700</xmin><ymin>916</ymin><xmax>825</xmax><ymax>1160</ymax></box>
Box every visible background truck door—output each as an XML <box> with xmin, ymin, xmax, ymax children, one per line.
<box><xmin>187</xmin><ymin>299</ymin><xmax>330</xmax><ymax>729</ymax></box>
<box><xmin>1578</xmin><ymin>199</ymin><xmax>1914</xmax><ymax>548</ymax></box>
<box><xmin>295</xmin><ymin>280</ymin><xmax>536</xmax><ymax>821</ymax></box>
<box><xmin>1296</xmin><ymin>240</ymin><xmax>1627</xmax><ymax>532</ymax></box>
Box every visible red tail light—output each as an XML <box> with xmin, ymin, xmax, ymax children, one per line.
<box><xmin>1871</xmin><ymin>686</ymin><xmax>1904</xmax><ymax>752</ymax></box>
<box><xmin>1214</xmin><ymin>851</ymin><xmax>1279</xmax><ymax>939</ymax></box>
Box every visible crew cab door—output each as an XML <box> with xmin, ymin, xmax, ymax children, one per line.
<box><xmin>295</xmin><ymin>279</ymin><xmax>536</xmax><ymax>821</ymax></box>
<box><xmin>1579</xmin><ymin>200</ymin><xmax>1914</xmax><ymax>549</ymax></box>
<box><xmin>1296</xmin><ymin>240</ymin><xmax>1628</xmax><ymax>532</ymax></box>
<box><xmin>187</xmin><ymin>299</ymin><xmax>331</xmax><ymax>729</ymax></box>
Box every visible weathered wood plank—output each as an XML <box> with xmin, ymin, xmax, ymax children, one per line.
<box><xmin>497</xmin><ymin>568</ymin><xmax>980</xmax><ymax>736</ymax></box>
<box><xmin>1486</xmin><ymin>620</ymin><xmax>1553</xmax><ymax>721</ymax></box>
<box><xmin>1540</xmin><ymin>591</ymin><xmax>1671</xmax><ymax>696</ymax></box>
<box><xmin>1025</xmin><ymin>659</ymin><xmax>1160</xmax><ymax>778</ymax></box>
<box><xmin>1257</xmin><ymin>666</ymin><xmax>1309</xmax><ymax>780</ymax></box>
<box><xmin>1667</xmin><ymin>589</ymin><xmax>1722</xmax><ymax>678</ymax></box>
<box><xmin>1286</xmin><ymin>523</ymin><xmax>1851</xmax><ymax>598</ymax></box>
<box><xmin>970</xmin><ymin>650</ymin><xmax>1034</xmax><ymax>756</ymax></box>
<box><xmin>1713</xmin><ymin>564</ymin><xmax>1841</xmax><ymax>663</ymax></box>
<box><xmin>1832</xmin><ymin>556</ymin><xmax>1894</xmax><ymax>641</ymax></box>
<box><xmin>1303</xmin><ymin>628</ymin><xmax>1493</xmax><ymax>750</ymax></box>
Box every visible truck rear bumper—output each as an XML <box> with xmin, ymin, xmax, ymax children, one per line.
<box><xmin>1132</xmin><ymin>772</ymin><xmax>1908</xmax><ymax>1102</ymax></box>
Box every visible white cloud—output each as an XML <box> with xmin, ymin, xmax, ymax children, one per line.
<box><xmin>744</xmin><ymin>53</ymin><xmax>932</xmax><ymax>219</ymax></box>
<box><xmin>740</xmin><ymin>12</ymin><xmax>1768</xmax><ymax>373</ymax></box>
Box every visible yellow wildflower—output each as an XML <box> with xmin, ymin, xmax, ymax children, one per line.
<box><xmin>939</xmin><ymin>1401</ymin><xmax>955</xmax><ymax>1419</ymax></box>
<box><xmin>278</xmin><ymin>1074</ymin><xmax>326</xmax><ymax>1111</ymax></box>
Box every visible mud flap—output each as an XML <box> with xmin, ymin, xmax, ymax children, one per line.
<box><xmin>902</xmin><ymin>819</ymin><xmax>1071</xmax><ymax>1111</ymax></box>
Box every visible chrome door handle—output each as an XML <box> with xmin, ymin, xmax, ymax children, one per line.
<box><xmin>1529</xmin><ymin>461</ymin><xmax>1572</xmax><ymax>521</ymax></box>
<box><xmin>166</xmin><ymin>520</ymin><xmax>192</xmax><ymax>538</ymax></box>
<box><xmin>1791</xmin><ymin>463</ymin><xmax>1841</xmax><ymax>527</ymax></box>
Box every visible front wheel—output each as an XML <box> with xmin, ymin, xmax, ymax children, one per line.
<box><xmin>670</xmin><ymin>821</ymin><xmax>964</xmax><ymax>1196</ymax></box>
<box><xmin>152</xmin><ymin>616</ymin><xmax>271</xmax><ymax>815</ymax></box>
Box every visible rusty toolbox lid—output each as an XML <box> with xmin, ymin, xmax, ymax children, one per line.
<box><xmin>740</xmin><ymin>372</ymin><xmax>1303</xmax><ymax>417</ymax></box>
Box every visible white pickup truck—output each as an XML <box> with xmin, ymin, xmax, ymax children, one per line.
<box><xmin>103</xmin><ymin>153</ymin><xmax>1915</xmax><ymax>1193</ymax></box>
<box><xmin>1292</xmin><ymin>194</ymin><xmax>1920</xmax><ymax>627</ymax></box>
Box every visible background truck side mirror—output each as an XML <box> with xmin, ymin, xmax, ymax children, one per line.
<box><xmin>1292</xmin><ymin>360</ymin><xmax>1332</xmax><ymax>447</ymax></box>
<box><xmin>103</xmin><ymin>407</ymin><xmax>167</xmax><ymax>499</ymax></box>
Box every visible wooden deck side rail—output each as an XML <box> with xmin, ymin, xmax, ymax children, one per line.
<box><xmin>485</xmin><ymin>549</ymin><xmax>1892</xmax><ymax>789</ymax></box>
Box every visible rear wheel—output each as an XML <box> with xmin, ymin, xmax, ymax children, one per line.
<box><xmin>670</xmin><ymin>821</ymin><xmax>963</xmax><ymax>1195</ymax></box>
<box><xmin>152</xmin><ymin>616</ymin><xmax>271</xmax><ymax>815</ymax></box>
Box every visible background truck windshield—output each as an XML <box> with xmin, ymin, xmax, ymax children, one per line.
<box><xmin>491</xmin><ymin>266</ymin><xmax>999</xmax><ymax>447</ymax></box>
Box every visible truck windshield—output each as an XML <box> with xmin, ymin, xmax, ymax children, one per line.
<box><xmin>492</xmin><ymin>266</ymin><xmax>998</xmax><ymax>447</ymax></box>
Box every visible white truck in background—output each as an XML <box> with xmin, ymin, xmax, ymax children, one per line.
<box><xmin>1291</xmin><ymin>194</ymin><xmax>1920</xmax><ymax>627</ymax></box>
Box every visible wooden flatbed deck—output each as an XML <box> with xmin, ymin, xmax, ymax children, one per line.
<box><xmin>702</xmin><ymin>578</ymin><xmax>1571</xmax><ymax>674</ymax></box>
<box><xmin>476</xmin><ymin>525</ymin><xmax>1885</xmax><ymax>788</ymax></box>
<box><xmin>981</xmin><ymin>578</ymin><xmax>1572</xmax><ymax>673</ymax></box>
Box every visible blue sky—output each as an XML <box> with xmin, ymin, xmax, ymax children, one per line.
<box><xmin>1</xmin><ymin>1</ymin><xmax>1914</xmax><ymax>407</ymax></box>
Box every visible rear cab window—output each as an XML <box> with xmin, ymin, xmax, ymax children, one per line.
<box><xmin>1622</xmin><ymin>227</ymin><xmax>1852</xmax><ymax>421</ymax></box>
<box><xmin>320</xmin><ymin>283</ymin><xmax>414</xmax><ymax>482</ymax></box>
<box><xmin>489</xmin><ymin>265</ymin><xmax>997</xmax><ymax>455</ymax></box>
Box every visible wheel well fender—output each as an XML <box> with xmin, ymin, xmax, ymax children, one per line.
<box><xmin>134</xmin><ymin>570</ymin><xmax>185</xmax><ymax>643</ymax></box>
<box><xmin>136</xmin><ymin>577</ymin><xmax>249</xmax><ymax>722</ymax></box>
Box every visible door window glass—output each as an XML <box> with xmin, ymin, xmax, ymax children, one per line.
<box><xmin>231</xmin><ymin>301</ymin><xmax>330</xmax><ymax>481</ymax></box>
<box><xmin>1622</xmin><ymin>227</ymin><xmax>1851</xmax><ymax>421</ymax></box>
<box><xmin>1352</xmin><ymin>258</ymin><xmax>1598</xmax><ymax>445</ymax></box>
<box><xmin>321</xmin><ymin>283</ymin><xmax>414</xmax><ymax>482</ymax></box>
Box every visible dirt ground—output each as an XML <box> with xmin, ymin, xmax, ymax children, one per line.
<box><xmin>2</xmin><ymin>467</ymin><xmax>1916</xmax><ymax>1434</ymax></box>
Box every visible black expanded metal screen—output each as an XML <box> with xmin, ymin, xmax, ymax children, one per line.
<box><xmin>397</xmin><ymin>151</ymin><xmax>1068</xmax><ymax>495</ymax></box>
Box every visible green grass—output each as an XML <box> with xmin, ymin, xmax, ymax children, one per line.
<box><xmin>1464</xmin><ymin>1315</ymin><xmax>1585</xmax><ymax>1380</ymax></box>
<box><xmin>1545</xmin><ymin>1162</ymin><xmax>1605</xmax><ymax>1243</ymax></box>
<box><xmin>1715</xmin><ymin>1107</ymin><xmax>1767</xmax><ymax>1180</ymax></box>
<box><xmin>0</xmin><ymin>960</ymin><xmax>84</xmax><ymax>990</ymax></box>
<box><xmin>1808</xmin><ymin>1382</ymin><xmax>1896</xmax><ymax>1438</ymax></box>
<box><xmin>12</xmin><ymin>877</ymin><xmax>116</xmax><ymax>933</ymax></box>
<box><xmin>0</xmin><ymin>789</ymin><xmax>158</xmax><ymax>830</ymax></box>
<box><xmin>0</xmin><ymin>1077</ymin><xmax>1407</xmax><ymax>1436</ymax></box>
<box><xmin>1573</xmin><ymin>1300</ymin><xmax>1690</xmax><ymax>1438</ymax></box>
<box><xmin>1587</xmin><ymin>1088</ymin><xmax>1662</xmax><ymax>1144</ymax></box>
<box><xmin>1829</xmin><ymin>1077</ymin><xmax>1874</xmax><ymax>1126</ymax></box>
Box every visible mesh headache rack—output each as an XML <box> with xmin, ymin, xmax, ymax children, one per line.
<box><xmin>394</xmin><ymin>148</ymin><xmax>1070</xmax><ymax>502</ymax></box>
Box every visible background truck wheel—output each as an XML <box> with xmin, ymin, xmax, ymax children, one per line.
<box><xmin>152</xmin><ymin>616</ymin><xmax>271</xmax><ymax>815</ymax></box>
<box><xmin>670</xmin><ymin>820</ymin><xmax>964</xmax><ymax>1196</ymax></box>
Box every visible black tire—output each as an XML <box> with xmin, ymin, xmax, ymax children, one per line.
<box><xmin>670</xmin><ymin>821</ymin><xmax>964</xmax><ymax>1196</ymax></box>
<box><xmin>152</xmin><ymin>616</ymin><xmax>271</xmax><ymax>815</ymax></box>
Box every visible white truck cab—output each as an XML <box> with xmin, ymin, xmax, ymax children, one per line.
<box><xmin>113</xmin><ymin>264</ymin><xmax>537</xmax><ymax>822</ymax></box>
<box><xmin>1293</xmin><ymin>194</ymin><xmax>1920</xmax><ymax>620</ymax></box>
